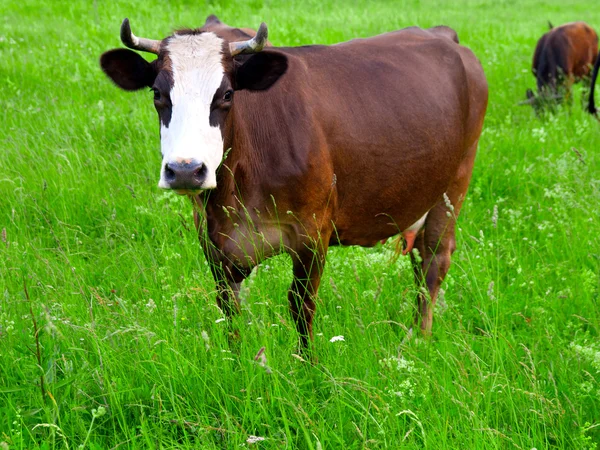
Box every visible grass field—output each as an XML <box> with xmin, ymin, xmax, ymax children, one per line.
<box><xmin>2</xmin><ymin>0</ymin><xmax>600</xmax><ymax>448</ymax></box>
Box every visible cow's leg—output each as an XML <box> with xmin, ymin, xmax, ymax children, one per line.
<box><xmin>192</xmin><ymin>198</ymin><xmax>246</xmax><ymax>317</ymax></box>
<box><xmin>410</xmin><ymin>211</ymin><xmax>456</xmax><ymax>334</ymax></box>
<box><xmin>213</xmin><ymin>265</ymin><xmax>248</xmax><ymax>317</ymax></box>
<box><xmin>288</xmin><ymin>238</ymin><xmax>329</xmax><ymax>351</ymax></box>
<box><xmin>582</xmin><ymin>74</ymin><xmax>592</xmax><ymax>108</ymax></box>
<box><xmin>563</xmin><ymin>75</ymin><xmax>575</xmax><ymax>107</ymax></box>
<box><xmin>411</xmin><ymin>141</ymin><xmax>478</xmax><ymax>334</ymax></box>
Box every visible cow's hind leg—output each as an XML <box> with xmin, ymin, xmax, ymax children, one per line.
<box><xmin>411</xmin><ymin>142</ymin><xmax>478</xmax><ymax>334</ymax></box>
<box><xmin>410</xmin><ymin>209</ymin><xmax>456</xmax><ymax>334</ymax></box>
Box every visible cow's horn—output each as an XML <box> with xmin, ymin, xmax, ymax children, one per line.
<box><xmin>229</xmin><ymin>22</ymin><xmax>268</xmax><ymax>56</ymax></box>
<box><xmin>120</xmin><ymin>18</ymin><xmax>161</xmax><ymax>54</ymax></box>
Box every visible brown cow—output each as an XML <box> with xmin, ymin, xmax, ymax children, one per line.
<box><xmin>100</xmin><ymin>16</ymin><xmax>488</xmax><ymax>348</ymax></box>
<box><xmin>524</xmin><ymin>21</ymin><xmax>598</xmax><ymax>108</ymax></box>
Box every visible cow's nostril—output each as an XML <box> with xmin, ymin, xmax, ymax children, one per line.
<box><xmin>164</xmin><ymin>163</ymin><xmax>176</xmax><ymax>181</ymax></box>
<box><xmin>193</xmin><ymin>164</ymin><xmax>206</xmax><ymax>180</ymax></box>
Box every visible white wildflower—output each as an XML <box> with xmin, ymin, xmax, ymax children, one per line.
<box><xmin>247</xmin><ymin>435</ymin><xmax>266</xmax><ymax>444</ymax></box>
<box><xmin>571</xmin><ymin>342</ymin><xmax>600</xmax><ymax>372</ymax></box>
<box><xmin>330</xmin><ymin>335</ymin><xmax>345</xmax><ymax>343</ymax></box>
<box><xmin>145</xmin><ymin>298</ymin><xmax>156</xmax><ymax>312</ymax></box>
<box><xmin>487</xmin><ymin>281</ymin><xmax>495</xmax><ymax>302</ymax></box>
<box><xmin>201</xmin><ymin>330</ymin><xmax>210</xmax><ymax>351</ymax></box>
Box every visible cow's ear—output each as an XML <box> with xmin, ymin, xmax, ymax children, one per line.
<box><xmin>100</xmin><ymin>49</ymin><xmax>157</xmax><ymax>91</ymax></box>
<box><xmin>234</xmin><ymin>51</ymin><xmax>288</xmax><ymax>91</ymax></box>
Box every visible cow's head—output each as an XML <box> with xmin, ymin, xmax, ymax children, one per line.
<box><xmin>100</xmin><ymin>18</ymin><xmax>287</xmax><ymax>194</ymax></box>
<box><xmin>520</xmin><ymin>87</ymin><xmax>564</xmax><ymax>113</ymax></box>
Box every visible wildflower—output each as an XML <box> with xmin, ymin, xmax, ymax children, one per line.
<box><xmin>247</xmin><ymin>435</ymin><xmax>266</xmax><ymax>444</ymax></box>
<box><xmin>215</xmin><ymin>318</ymin><xmax>226</xmax><ymax>323</ymax></box>
<box><xmin>571</xmin><ymin>342</ymin><xmax>600</xmax><ymax>372</ymax></box>
<box><xmin>145</xmin><ymin>298</ymin><xmax>157</xmax><ymax>312</ymax></box>
<box><xmin>487</xmin><ymin>281</ymin><xmax>495</xmax><ymax>301</ymax></box>
<box><xmin>92</xmin><ymin>406</ymin><xmax>106</xmax><ymax>418</ymax></box>
<box><xmin>330</xmin><ymin>335</ymin><xmax>345</xmax><ymax>343</ymax></box>
<box><xmin>201</xmin><ymin>330</ymin><xmax>210</xmax><ymax>351</ymax></box>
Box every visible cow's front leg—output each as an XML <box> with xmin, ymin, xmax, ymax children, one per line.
<box><xmin>288</xmin><ymin>241</ymin><xmax>329</xmax><ymax>352</ymax></box>
<box><xmin>193</xmin><ymin>196</ymin><xmax>247</xmax><ymax>317</ymax></box>
<box><xmin>208</xmin><ymin>263</ymin><xmax>252</xmax><ymax>347</ymax></box>
<box><xmin>211</xmin><ymin>263</ymin><xmax>250</xmax><ymax>317</ymax></box>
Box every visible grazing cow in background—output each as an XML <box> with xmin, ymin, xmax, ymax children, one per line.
<box><xmin>100</xmin><ymin>15</ymin><xmax>488</xmax><ymax>348</ymax></box>
<box><xmin>524</xmin><ymin>21</ymin><xmax>598</xmax><ymax>109</ymax></box>
<box><xmin>587</xmin><ymin>52</ymin><xmax>600</xmax><ymax>115</ymax></box>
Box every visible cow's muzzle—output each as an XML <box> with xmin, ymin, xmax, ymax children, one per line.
<box><xmin>162</xmin><ymin>161</ymin><xmax>207</xmax><ymax>193</ymax></box>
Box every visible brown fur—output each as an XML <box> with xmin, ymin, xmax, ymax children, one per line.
<box><xmin>532</xmin><ymin>22</ymin><xmax>598</xmax><ymax>94</ymax></box>
<box><xmin>193</xmin><ymin>21</ymin><xmax>488</xmax><ymax>345</ymax></box>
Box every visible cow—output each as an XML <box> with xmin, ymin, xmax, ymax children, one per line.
<box><xmin>100</xmin><ymin>15</ymin><xmax>488</xmax><ymax>349</ymax></box>
<box><xmin>523</xmin><ymin>21</ymin><xmax>598</xmax><ymax>109</ymax></box>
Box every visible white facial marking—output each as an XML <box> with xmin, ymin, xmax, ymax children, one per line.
<box><xmin>158</xmin><ymin>32</ymin><xmax>226</xmax><ymax>190</ymax></box>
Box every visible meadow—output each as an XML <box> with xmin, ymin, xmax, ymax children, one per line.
<box><xmin>1</xmin><ymin>0</ymin><xmax>600</xmax><ymax>448</ymax></box>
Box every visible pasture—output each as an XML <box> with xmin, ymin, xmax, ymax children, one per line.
<box><xmin>1</xmin><ymin>0</ymin><xmax>599</xmax><ymax>447</ymax></box>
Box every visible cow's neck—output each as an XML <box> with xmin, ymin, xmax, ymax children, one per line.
<box><xmin>206</xmin><ymin>105</ymin><xmax>251</xmax><ymax>214</ymax></box>
<box><xmin>200</xmin><ymin>100</ymin><xmax>291</xmax><ymax>267</ymax></box>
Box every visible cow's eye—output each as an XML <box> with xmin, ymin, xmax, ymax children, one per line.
<box><xmin>152</xmin><ymin>88</ymin><xmax>161</xmax><ymax>101</ymax></box>
<box><xmin>223</xmin><ymin>90</ymin><xmax>233</xmax><ymax>102</ymax></box>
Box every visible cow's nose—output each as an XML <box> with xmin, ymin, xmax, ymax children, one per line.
<box><xmin>163</xmin><ymin>161</ymin><xmax>206</xmax><ymax>191</ymax></box>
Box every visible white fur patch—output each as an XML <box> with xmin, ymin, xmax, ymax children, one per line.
<box><xmin>158</xmin><ymin>32</ymin><xmax>225</xmax><ymax>190</ymax></box>
<box><xmin>406</xmin><ymin>213</ymin><xmax>428</xmax><ymax>233</ymax></box>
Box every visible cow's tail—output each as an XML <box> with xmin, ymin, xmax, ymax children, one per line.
<box><xmin>587</xmin><ymin>55</ymin><xmax>600</xmax><ymax>116</ymax></box>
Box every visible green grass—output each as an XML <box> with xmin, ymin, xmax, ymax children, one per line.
<box><xmin>1</xmin><ymin>0</ymin><xmax>600</xmax><ymax>448</ymax></box>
